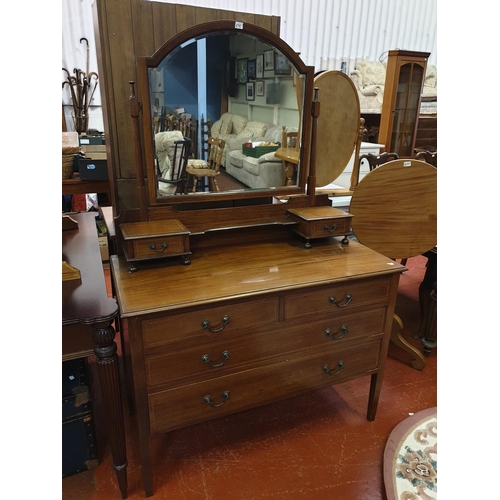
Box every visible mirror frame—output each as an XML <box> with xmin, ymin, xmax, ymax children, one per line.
<box><xmin>136</xmin><ymin>20</ymin><xmax>315</xmax><ymax>207</ymax></box>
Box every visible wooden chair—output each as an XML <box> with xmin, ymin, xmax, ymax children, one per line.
<box><xmin>200</xmin><ymin>115</ymin><xmax>212</xmax><ymax>159</ymax></box>
<box><xmin>185</xmin><ymin>137</ymin><xmax>225</xmax><ymax>193</ymax></box>
<box><xmin>281</xmin><ymin>125</ymin><xmax>299</xmax><ymax>185</ymax></box>
<box><xmin>415</xmin><ymin>150</ymin><xmax>437</xmax><ymax>167</ymax></box>
<box><xmin>359</xmin><ymin>151</ymin><xmax>399</xmax><ymax>172</ymax></box>
<box><xmin>157</xmin><ymin>137</ymin><xmax>191</xmax><ymax>195</ymax></box>
<box><xmin>349</xmin><ymin>159</ymin><xmax>437</xmax><ymax>370</ymax></box>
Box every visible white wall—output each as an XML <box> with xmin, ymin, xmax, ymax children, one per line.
<box><xmin>62</xmin><ymin>0</ymin><xmax>437</xmax><ymax>133</ymax></box>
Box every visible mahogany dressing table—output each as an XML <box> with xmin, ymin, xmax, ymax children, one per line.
<box><xmin>98</xmin><ymin>20</ymin><xmax>408</xmax><ymax>497</ymax></box>
<box><xmin>111</xmin><ymin>233</ymin><xmax>404</xmax><ymax>497</ymax></box>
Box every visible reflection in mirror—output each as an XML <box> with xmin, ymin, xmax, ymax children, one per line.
<box><xmin>147</xmin><ymin>31</ymin><xmax>306</xmax><ymax>199</ymax></box>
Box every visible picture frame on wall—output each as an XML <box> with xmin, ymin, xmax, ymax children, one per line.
<box><xmin>266</xmin><ymin>82</ymin><xmax>280</xmax><ymax>105</ymax></box>
<box><xmin>256</xmin><ymin>54</ymin><xmax>264</xmax><ymax>78</ymax></box>
<box><xmin>256</xmin><ymin>81</ymin><xmax>264</xmax><ymax>96</ymax></box>
<box><xmin>236</xmin><ymin>58</ymin><xmax>248</xmax><ymax>84</ymax></box>
<box><xmin>248</xmin><ymin>59</ymin><xmax>256</xmax><ymax>79</ymax></box>
<box><xmin>246</xmin><ymin>82</ymin><xmax>255</xmax><ymax>101</ymax></box>
<box><xmin>274</xmin><ymin>52</ymin><xmax>291</xmax><ymax>75</ymax></box>
<box><xmin>264</xmin><ymin>50</ymin><xmax>274</xmax><ymax>71</ymax></box>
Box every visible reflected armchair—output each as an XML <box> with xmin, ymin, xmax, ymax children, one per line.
<box><xmin>155</xmin><ymin>131</ymin><xmax>191</xmax><ymax>195</ymax></box>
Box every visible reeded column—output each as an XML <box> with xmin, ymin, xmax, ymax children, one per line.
<box><xmin>92</xmin><ymin>321</ymin><xmax>128</xmax><ymax>499</ymax></box>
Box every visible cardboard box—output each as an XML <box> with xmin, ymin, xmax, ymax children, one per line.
<box><xmin>98</xmin><ymin>235</ymin><xmax>109</xmax><ymax>262</ymax></box>
<box><xmin>81</xmin><ymin>145</ymin><xmax>107</xmax><ymax>160</ymax></box>
<box><xmin>81</xmin><ymin>144</ymin><xmax>106</xmax><ymax>153</ymax></box>
<box><xmin>62</xmin><ymin>131</ymin><xmax>80</xmax><ymax>155</ymax></box>
<box><xmin>78</xmin><ymin>158</ymin><xmax>108</xmax><ymax>180</ymax></box>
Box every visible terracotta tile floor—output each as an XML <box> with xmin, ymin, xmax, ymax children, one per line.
<box><xmin>62</xmin><ymin>255</ymin><xmax>436</xmax><ymax>500</ymax></box>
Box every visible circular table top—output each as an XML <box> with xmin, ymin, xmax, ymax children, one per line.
<box><xmin>349</xmin><ymin>159</ymin><xmax>437</xmax><ymax>259</ymax></box>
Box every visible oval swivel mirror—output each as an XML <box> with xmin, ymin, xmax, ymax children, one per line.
<box><xmin>136</xmin><ymin>21</ymin><xmax>314</xmax><ymax>206</ymax></box>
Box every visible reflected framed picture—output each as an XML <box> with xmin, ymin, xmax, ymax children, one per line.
<box><xmin>246</xmin><ymin>82</ymin><xmax>255</xmax><ymax>101</ymax></box>
<box><xmin>264</xmin><ymin>50</ymin><xmax>274</xmax><ymax>71</ymax></box>
<box><xmin>236</xmin><ymin>58</ymin><xmax>248</xmax><ymax>84</ymax></box>
<box><xmin>274</xmin><ymin>52</ymin><xmax>291</xmax><ymax>75</ymax></box>
<box><xmin>266</xmin><ymin>82</ymin><xmax>280</xmax><ymax>104</ymax></box>
<box><xmin>256</xmin><ymin>81</ymin><xmax>264</xmax><ymax>96</ymax></box>
<box><xmin>256</xmin><ymin>54</ymin><xmax>264</xmax><ymax>78</ymax></box>
<box><xmin>248</xmin><ymin>59</ymin><xmax>256</xmax><ymax>79</ymax></box>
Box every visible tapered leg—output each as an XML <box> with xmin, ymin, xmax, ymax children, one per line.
<box><xmin>93</xmin><ymin>321</ymin><xmax>128</xmax><ymax>499</ymax></box>
<box><xmin>367</xmin><ymin>373</ymin><xmax>381</xmax><ymax>421</ymax></box>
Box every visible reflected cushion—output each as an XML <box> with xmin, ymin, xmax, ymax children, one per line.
<box><xmin>236</xmin><ymin>121</ymin><xmax>268</xmax><ymax>139</ymax></box>
<box><xmin>187</xmin><ymin>159</ymin><xmax>208</xmax><ymax>169</ymax></box>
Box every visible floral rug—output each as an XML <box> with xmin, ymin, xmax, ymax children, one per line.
<box><xmin>383</xmin><ymin>407</ymin><xmax>437</xmax><ymax>500</ymax></box>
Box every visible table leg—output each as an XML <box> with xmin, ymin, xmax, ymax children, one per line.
<box><xmin>367</xmin><ymin>373</ymin><xmax>382</xmax><ymax>421</ymax></box>
<box><xmin>414</xmin><ymin>250</ymin><xmax>437</xmax><ymax>340</ymax></box>
<box><xmin>282</xmin><ymin>161</ymin><xmax>296</xmax><ymax>186</ymax></box>
<box><xmin>93</xmin><ymin>321</ymin><xmax>128</xmax><ymax>499</ymax></box>
<box><xmin>390</xmin><ymin>314</ymin><xmax>425</xmax><ymax>371</ymax></box>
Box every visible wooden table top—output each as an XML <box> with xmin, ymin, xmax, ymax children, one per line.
<box><xmin>275</xmin><ymin>147</ymin><xmax>299</xmax><ymax>164</ymax></box>
<box><xmin>62</xmin><ymin>212</ymin><xmax>117</xmax><ymax>325</ymax></box>
<box><xmin>349</xmin><ymin>159</ymin><xmax>437</xmax><ymax>260</ymax></box>
<box><xmin>62</xmin><ymin>173</ymin><xmax>111</xmax><ymax>196</ymax></box>
<box><xmin>111</xmin><ymin>237</ymin><xmax>404</xmax><ymax>317</ymax></box>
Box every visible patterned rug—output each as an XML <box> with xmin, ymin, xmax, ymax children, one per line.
<box><xmin>383</xmin><ymin>407</ymin><xmax>437</xmax><ymax>500</ymax></box>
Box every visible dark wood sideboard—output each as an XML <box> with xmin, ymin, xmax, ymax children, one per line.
<box><xmin>62</xmin><ymin>212</ymin><xmax>127</xmax><ymax>498</ymax></box>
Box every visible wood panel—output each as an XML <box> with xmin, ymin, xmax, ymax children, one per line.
<box><xmin>415</xmin><ymin>115</ymin><xmax>437</xmax><ymax>151</ymax></box>
<box><xmin>93</xmin><ymin>0</ymin><xmax>280</xmax><ymax>215</ymax></box>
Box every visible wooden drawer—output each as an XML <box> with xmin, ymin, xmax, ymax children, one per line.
<box><xmin>128</xmin><ymin>234</ymin><xmax>189</xmax><ymax>260</ymax></box>
<box><xmin>120</xmin><ymin>219</ymin><xmax>191</xmax><ymax>262</ymax></box>
<box><xmin>142</xmin><ymin>298</ymin><xmax>280</xmax><ymax>349</ymax></box>
<box><xmin>145</xmin><ymin>306</ymin><xmax>386</xmax><ymax>388</ymax></box>
<box><xmin>148</xmin><ymin>339</ymin><xmax>381</xmax><ymax>433</ymax></box>
<box><xmin>305</xmin><ymin>217</ymin><xmax>351</xmax><ymax>238</ymax></box>
<box><xmin>287</xmin><ymin>206</ymin><xmax>353</xmax><ymax>240</ymax></box>
<box><xmin>284</xmin><ymin>277</ymin><xmax>390</xmax><ymax>319</ymax></box>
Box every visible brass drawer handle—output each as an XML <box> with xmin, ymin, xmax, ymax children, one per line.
<box><xmin>323</xmin><ymin>223</ymin><xmax>338</xmax><ymax>232</ymax></box>
<box><xmin>325</xmin><ymin>325</ymin><xmax>348</xmax><ymax>340</ymax></box>
<box><xmin>323</xmin><ymin>361</ymin><xmax>344</xmax><ymax>376</ymax></box>
<box><xmin>149</xmin><ymin>242</ymin><xmax>168</xmax><ymax>252</ymax></box>
<box><xmin>204</xmin><ymin>390</ymin><xmax>230</xmax><ymax>408</ymax></box>
<box><xmin>329</xmin><ymin>294</ymin><xmax>352</xmax><ymax>308</ymax></box>
<box><xmin>201</xmin><ymin>350</ymin><xmax>230</xmax><ymax>368</ymax></box>
<box><xmin>201</xmin><ymin>315</ymin><xmax>229</xmax><ymax>333</ymax></box>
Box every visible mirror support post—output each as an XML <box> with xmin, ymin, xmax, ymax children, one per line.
<box><xmin>349</xmin><ymin>117</ymin><xmax>366</xmax><ymax>191</ymax></box>
<box><xmin>307</xmin><ymin>87</ymin><xmax>320</xmax><ymax>204</ymax></box>
<box><xmin>129</xmin><ymin>81</ymin><xmax>148</xmax><ymax>221</ymax></box>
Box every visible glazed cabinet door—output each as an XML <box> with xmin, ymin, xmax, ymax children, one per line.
<box><xmin>379</xmin><ymin>50</ymin><xmax>430</xmax><ymax>157</ymax></box>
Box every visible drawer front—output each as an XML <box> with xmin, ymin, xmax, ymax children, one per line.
<box><xmin>284</xmin><ymin>277</ymin><xmax>390</xmax><ymax>320</ymax></box>
<box><xmin>149</xmin><ymin>339</ymin><xmax>381</xmax><ymax>433</ymax></box>
<box><xmin>309</xmin><ymin>217</ymin><xmax>351</xmax><ymax>238</ymax></box>
<box><xmin>132</xmin><ymin>234</ymin><xmax>188</xmax><ymax>259</ymax></box>
<box><xmin>145</xmin><ymin>306</ymin><xmax>386</xmax><ymax>388</ymax></box>
<box><xmin>142</xmin><ymin>298</ymin><xmax>280</xmax><ymax>349</ymax></box>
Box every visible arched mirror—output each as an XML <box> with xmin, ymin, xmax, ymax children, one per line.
<box><xmin>136</xmin><ymin>21</ymin><xmax>314</xmax><ymax>206</ymax></box>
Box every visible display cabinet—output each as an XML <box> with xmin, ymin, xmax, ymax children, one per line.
<box><xmin>378</xmin><ymin>50</ymin><xmax>430</xmax><ymax>157</ymax></box>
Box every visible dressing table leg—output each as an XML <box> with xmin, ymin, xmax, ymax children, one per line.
<box><xmin>128</xmin><ymin>318</ymin><xmax>154</xmax><ymax>496</ymax></box>
<box><xmin>367</xmin><ymin>373</ymin><xmax>383</xmax><ymax>421</ymax></box>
